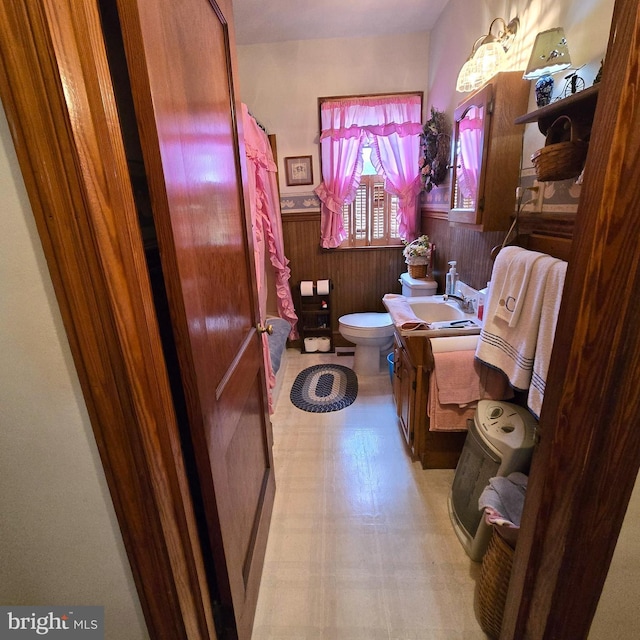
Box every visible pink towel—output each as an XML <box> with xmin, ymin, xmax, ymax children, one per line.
<box><xmin>428</xmin><ymin>371</ymin><xmax>476</xmax><ymax>431</ymax></box>
<box><xmin>428</xmin><ymin>350</ymin><xmax>512</xmax><ymax>431</ymax></box>
<box><xmin>382</xmin><ymin>294</ymin><xmax>429</xmax><ymax>331</ymax></box>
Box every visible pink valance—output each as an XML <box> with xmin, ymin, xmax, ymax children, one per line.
<box><xmin>315</xmin><ymin>94</ymin><xmax>422</xmax><ymax>246</ymax></box>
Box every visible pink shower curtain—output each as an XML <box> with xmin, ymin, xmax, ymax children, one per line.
<box><xmin>315</xmin><ymin>95</ymin><xmax>423</xmax><ymax>247</ymax></box>
<box><xmin>242</xmin><ymin>104</ymin><xmax>298</xmax><ymax>411</ymax></box>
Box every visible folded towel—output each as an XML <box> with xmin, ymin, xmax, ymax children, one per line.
<box><xmin>476</xmin><ymin>248</ymin><xmax>560</xmax><ymax>391</ymax></box>
<box><xmin>382</xmin><ymin>293</ymin><xmax>430</xmax><ymax>331</ymax></box>
<box><xmin>528</xmin><ymin>260</ymin><xmax>568</xmax><ymax>418</ymax></box>
<box><xmin>428</xmin><ymin>351</ymin><xmax>512</xmax><ymax>431</ymax></box>
<box><xmin>493</xmin><ymin>248</ymin><xmax>546</xmax><ymax>328</ymax></box>
<box><xmin>433</xmin><ymin>350</ymin><xmax>512</xmax><ymax>406</ymax></box>
<box><xmin>428</xmin><ymin>368</ymin><xmax>476</xmax><ymax>431</ymax></box>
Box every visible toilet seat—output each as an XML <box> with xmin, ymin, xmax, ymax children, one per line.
<box><xmin>338</xmin><ymin>312</ymin><xmax>393</xmax><ymax>338</ymax></box>
<box><xmin>338</xmin><ymin>312</ymin><xmax>394</xmax><ymax>376</ymax></box>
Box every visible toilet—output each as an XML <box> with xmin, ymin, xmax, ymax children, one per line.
<box><xmin>338</xmin><ymin>312</ymin><xmax>394</xmax><ymax>376</ymax></box>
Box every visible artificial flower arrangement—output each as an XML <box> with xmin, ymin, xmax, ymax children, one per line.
<box><xmin>403</xmin><ymin>234</ymin><xmax>431</xmax><ymax>265</ymax></box>
<box><xmin>419</xmin><ymin>107</ymin><xmax>451</xmax><ymax>192</ymax></box>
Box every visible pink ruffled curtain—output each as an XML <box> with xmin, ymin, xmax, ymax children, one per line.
<box><xmin>457</xmin><ymin>105</ymin><xmax>484</xmax><ymax>202</ymax></box>
<box><xmin>242</xmin><ymin>104</ymin><xmax>298</xmax><ymax>412</ymax></box>
<box><xmin>315</xmin><ymin>96</ymin><xmax>423</xmax><ymax>247</ymax></box>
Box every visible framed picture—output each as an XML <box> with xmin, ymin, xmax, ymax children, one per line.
<box><xmin>284</xmin><ymin>155</ymin><xmax>313</xmax><ymax>186</ymax></box>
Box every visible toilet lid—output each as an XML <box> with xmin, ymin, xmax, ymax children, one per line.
<box><xmin>339</xmin><ymin>312</ymin><xmax>393</xmax><ymax>329</ymax></box>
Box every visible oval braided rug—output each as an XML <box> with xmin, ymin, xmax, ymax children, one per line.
<box><xmin>289</xmin><ymin>364</ymin><xmax>358</xmax><ymax>413</ymax></box>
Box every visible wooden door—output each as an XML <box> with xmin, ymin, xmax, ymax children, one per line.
<box><xmin>114</xmin><ymin>0</ymin><xmax>274</xmax><ymax>637</ymax></box>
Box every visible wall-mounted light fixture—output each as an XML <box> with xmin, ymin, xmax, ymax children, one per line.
<box><xmin>456</xmin><ymin>17</ymin><xmax>520</xmax><ymax>93</ymax></box>
<box><xmin>524</xmin><ymin>27</ymin><xmax>572</xmax><ymax>106</ymax></box>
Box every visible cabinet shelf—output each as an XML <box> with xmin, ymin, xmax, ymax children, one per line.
<box><xmin>515</xmin><ymin>84</ymin><xmax>600</xmax><ymax>137</ymax></box>
<box><xmin>295</xmin><ymin>280</ymin><xmax>334</xmax><ymax>353</ymax></box>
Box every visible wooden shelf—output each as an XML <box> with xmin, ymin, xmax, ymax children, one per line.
<box><xmin>295</xmin><ymin>281</ymin><xmax>334</xmax><ymax>353</ymax></box>
<box><xmin>515</xmin><ymin>84</ymin><xmax>600</xmax><ymax>137</ymax></box>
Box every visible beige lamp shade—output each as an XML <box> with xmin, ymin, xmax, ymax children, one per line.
<box><xmin>524</xmin><ymin>28</ymin><xmax>572</xmax><ymax>79</ymax></box>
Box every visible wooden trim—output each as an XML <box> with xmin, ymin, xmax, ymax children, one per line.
<box><xmin>282</xmin><ymin>210</ymin><xmax>320</xmax><ymax>223</ymax></box>
<box><xmin>517</xmin><ymin>212</ymin><xmax>576</xmax><ymax>239</ymax></box>
<box><xmin>502</xmin><ymin>0</ymin><xmax>640</xmax><ymax>637</ymax></box>
<box><xmin>0</xmin><ymin>1</ymin><xmax>215</xmax><ymax>638</ymax></box>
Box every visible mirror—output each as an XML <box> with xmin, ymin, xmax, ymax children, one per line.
<box><xmin>450</xmin><ymin>84</ymin><xmax>492</xmax><ymax>217</ymax></box>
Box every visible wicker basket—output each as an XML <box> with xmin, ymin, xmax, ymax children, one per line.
<box><xmin>407</xmin><ymin>263</ymin><xmax>428</xmax><ymax>279</ymax></box>
<box><xmin>476</xmin><ymin>527</ymin><xmax>515</xmax><ymax>639</ymax></box>
<box><xmin>531</xmin><ymin>115</ymin><xmax>588</xmax><ymax>182</ymax></box>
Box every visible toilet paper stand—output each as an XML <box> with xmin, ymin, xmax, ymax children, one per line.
<box><xmin>296</xmin><ymin>279</ymin><xmax>334</xmax><ymax>353</ymax></box>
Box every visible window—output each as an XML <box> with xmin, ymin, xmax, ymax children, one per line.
<box><xmin>340</xmin><ymin>147</ymin><xmax>401</xmax><ymax>248</ymax></box>
<box><xmin>315</xmin><ymin>93</ymin><xmax>423</xmax><ymax>249</ymax></box>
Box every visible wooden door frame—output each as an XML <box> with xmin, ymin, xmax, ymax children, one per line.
<box><xmin>502</xmin><ymin>0</ymin><xmax>640</xmax><ymax>636</ymax></box>
<box><xmin>1</xmin><ymin>1</ymin><xmax>638</xmax><ymax>640</ymax></box>
<box><xmin>0</xmin><ymin>1</ymin><xmax>216</xmax><ymax>638</ymax></box>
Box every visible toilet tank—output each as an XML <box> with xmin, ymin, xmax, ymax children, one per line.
<box><xmin>400</xmin><ymin>272</ymin><xmax>438</xmax><ymax>297</ymax></box>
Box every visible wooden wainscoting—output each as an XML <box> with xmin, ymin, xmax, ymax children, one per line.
<box><xmin>421</xmin><ymin>213</ymin><xmax>504</xmax><ymax>292</ymax></box>
<box><xmin>282</xmin><ymin>211</ymin><xmax>406</xmax><ymax>346</ymax></box>
<box><xmin>421</xmin><ymin>209</ymin><xmax>576</xmax><ymax>290</ymax></box>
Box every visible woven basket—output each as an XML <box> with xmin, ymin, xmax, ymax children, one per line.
<box><xmin>407</xmin><ymin>263</ymin><xmax>428</xmax><ymax>279</ymax></box>
<box><xmin>476</xmin><ymin>527</ymin><xmax>515</xmax><ymax>639</ymax></box>
<box><xmin>531</xmin><ymin>115</ymin><xmax>588</xmax><ymax>182</ymax></box>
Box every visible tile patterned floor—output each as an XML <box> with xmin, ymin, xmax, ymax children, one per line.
<box><xmin>252</xmin><ymin>350</ymin><xmax>488</xmax><ymax>639</ymax></box>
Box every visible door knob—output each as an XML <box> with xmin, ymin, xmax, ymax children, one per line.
<box><xmin>257</xmin><ymin>323</ymin><xmax>273</xmax><ymax>335</ymax></box>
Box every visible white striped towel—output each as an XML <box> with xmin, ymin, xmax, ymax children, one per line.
<box><xmin>476</xmin><ymin>248</ymin><xmax>561</xmax><ymax>391</ymax></box>
<box><xmin>493</xmin><ymin>247</ymin><xmax>546</xmax><ymax>328</ymax></box>
<box><xmin>527</xmin><ymin>260</ymin><xmax>568</xmax><ymax>418</ymax></box>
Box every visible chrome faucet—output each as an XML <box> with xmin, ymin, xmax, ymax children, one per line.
<box><xmin>443</xmin><ymin>293</ymin><xmax>475</xmax><ymax>313</ymax></box>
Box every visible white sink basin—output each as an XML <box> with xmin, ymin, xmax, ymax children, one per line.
<box><xmin>392</xmin><ymin>295</ymin><xmax>481</xmax><ymax>337</ymax></box>
<box><xmin>407</xmin><ymin>296</ymin><xmax>469</xmax><ymax>322</ymax></box>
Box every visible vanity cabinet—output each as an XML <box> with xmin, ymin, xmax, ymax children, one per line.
<box><xmin>392</xmin><ymin>331</ymin><xmax>466</xmax><ymax>469</ymax></box>
<box><xmin>450</xmin><ymin>71</ymin><xmax>530</xmax><ymax>231</ymax></box>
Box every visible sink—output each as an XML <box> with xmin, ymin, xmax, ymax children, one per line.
<box><xmin>407</xmin><ymin>296</ymin><xmax>469</xmax><ymax>322</ymax></box>
<box><xmin>386</xmin><ymin>295</ymin><xmax>482</xmax><ymax>337</ymax></box>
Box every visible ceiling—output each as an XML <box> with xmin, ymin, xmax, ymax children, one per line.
<box><xmin>232</xmin><ymin>0</ymin><xmax>451</xmax><ymax>45</ymax></box>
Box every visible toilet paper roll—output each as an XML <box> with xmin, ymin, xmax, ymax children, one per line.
<box><xmin>316</xmin><ymin>279</ymin><xmax>330</xmax><ymax>296</ymax></box>
<box><xmin>300</xmin><ymin>280</ymin><xmax>314</xmax><ymax>296</ymax></box>
<box><xmin>304</xmin><ymin>337</ymin><xmax>318</xmax><ymax>352</ymax></box>
<box><xmin>317</xmin><ymin>337</ymin><xmax>331</xmax><ymax>352</ymax></box>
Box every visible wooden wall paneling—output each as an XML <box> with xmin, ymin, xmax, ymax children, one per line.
<box><xmin>281</xmin><ymin>212</ymin><xmax>406</xmax><ymax>346</ymax></box>
<box><xmin>422</xmin><ymin>214</ymin><xmax>503</xmax><ymax>291</ymax></box>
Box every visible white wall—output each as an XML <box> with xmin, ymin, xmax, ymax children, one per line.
<box><xmin>0</xmin><ymin>103</ymin><xmax>148</xmax><ymax>639</ymax></box>
<box><xmin>237</xmin><ymin>32</ymin><xmax>430</xmax><ymax>195</ymax></box>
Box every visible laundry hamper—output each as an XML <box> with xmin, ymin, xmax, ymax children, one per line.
<box><xmin>476</xmin><ymin>526</ymin><xmax>515</xmax><ymax>639</ymax></box>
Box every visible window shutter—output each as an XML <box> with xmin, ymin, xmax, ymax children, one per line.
<box><xmin>340</xmin><ymin>176</ymin><xmax>401</xmax><ymax>248</ymax></box>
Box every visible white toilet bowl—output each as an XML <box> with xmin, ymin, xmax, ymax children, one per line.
<box><xmin>338</xmin><ymin>312</ymin><xmax>395</xmax><ymax>376</ymax></box>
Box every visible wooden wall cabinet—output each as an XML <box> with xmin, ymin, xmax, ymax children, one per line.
<box><xmin>392</xmin><ymin>332</ymin><xmax>466</xmax><ymax>469</ymax></box>
<box><xmin>450</xmin><ymin>71</ymin><xmax>530</xmax><ymax>231</ymax></box>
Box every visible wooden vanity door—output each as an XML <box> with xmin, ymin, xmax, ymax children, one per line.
<box><xmin>393</xmin><ymin>338</ymin><xmax>415</xmax><ymax>449</ymax></box>
<box><xmin>116</xmin><ymin>0</ymin><xmax>274</xmax><ymax>637</ymax></box>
